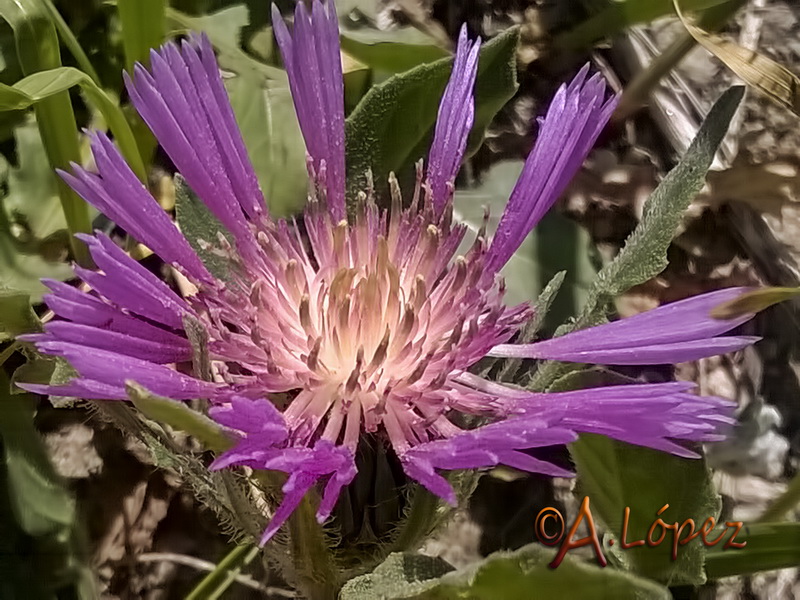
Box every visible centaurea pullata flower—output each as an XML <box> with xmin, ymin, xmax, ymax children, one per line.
<box><xmin>20</xmin><ymin>0</ymin><xmax>759</xmax><ymax>545</ymax></box>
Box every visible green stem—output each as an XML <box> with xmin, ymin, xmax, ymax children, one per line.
<box><xmin>185</xmin><ymin>544</ymin><xmax>259</xmax><ymax>600</ymax></box>
<box><xmin>117</xmin><ymin>0</ymin><xmax>166</xmax><ymax>73</ymax></box>
<box><xmin>756</xmin><ymin>471</ymin><xmax>800</xmax><ymax>523</ymax></box>
<box><xmin>13</xmin><ymin>15</ymin><xmax>91</xmax><ymax>266</ymax></box>
<box><xmin>288</xmin><ymin>495</ymin><xmax>339</xmax><ymax>600</ymax></box>
<box><xmin>118</xmin><ymin>0</ymin><xmax>165</xmax><ymax>164</ymax></box>
<box><xmin>391</xmin><ymin>486</ymin><xmax>440</xmax><ymax>552</ymax></box>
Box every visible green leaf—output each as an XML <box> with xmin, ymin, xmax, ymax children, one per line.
<box><xmin>0</xmin><ymin>377</ymin><xmax>75</xmax><ymax>536</ymax></box>
<box><xmin>340</xmin><ymin>552</ymin><xmax>455</xmax><ymax>599</ymax></box>
<box><xmin>225</xmin><ymin>71</ymin><xmax>308</xmax><ymax>216</ymax></box>
<box><xmin>126</xmin><ymin>381</ymin><xmax>233</xmax><ymax>453</ymax></box>
<box><xmin>345</xmin><ymin>26</ymin><xmax>519</xmax><ymax>202</ymax></box>
<box><xmin>756</xmin><ymin>470</ymin><xmax>800</xmax><ymax>523</ymax></box>
<box><xmin>341</xmin><ymin>546</ymin><xmax>671</xmax><ymax>600</ymax></box>
<box><xmin>342</xmin><ymin>52</ymin><xmax>371</xmax><ymax>114</ymax></box>
<box><xmin>117</xmin><ymin>0</ymin><xmax>165</xmax><ymax>163</ymax></box>
<box><xmin>705</xmin><ymin>523</ymin><xmax>800</xmax><ymax>579</ymax></box>
<box><xmin>0</xmin><ymin>288</ymin><xmax>40</xmax><ymax>339</ymax></box>
<box><xmin>454</xmin><ymin>160</ymin><xmax>599</xmax><ymax>316</ymax></box>
<box><xmin>577</xmin><ymin>87</ymin><xmax>744</xmax><ymax>325</ymax></box>
<box><xmin>572</xmin><ymin>435</ymin><xmax>719</xmax><ymax>585</ymax></box>
<box><xmin>174</xmin><ymin>174</ymin><xmax>235</xmax><ymax>282</ymax></box>
<box><xmin>38</xmin><ymin>0</ymin><xmax>102</xmax><ymax>85</ymax></box>
<box><xmin>529</xmin><ymin>271</ymin><xmax>567</xmax><ymax>335</ymax></box>
<box><xmin>340</xmin><ymin>28</ymin><xmax>448</xmax><ymax>73</ymax></box>
<box><xmin>0</xmin><ymin>80</ymin><xmax>29</xmax><ymax>108</ymax></box>
<box><xmin>0</xmin><ymin>120</ymin><xmax>75</xmax><ymax>299</ymax></box>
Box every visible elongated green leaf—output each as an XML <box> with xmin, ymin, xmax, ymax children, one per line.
<box><xmin>0</xmin><ymin>0</ymin><xmax>91</xmax><ymax>265</ymax></box>
<box><xmin>345</xmin><ymin>26</ymin><xmax>519</xmax><ymax>203</ymax></box>
<box><xmin>341</xmin><ymin>545</ymin><xmax>671</xmax><ymax>600</ymax></box>
<box><xmin>125</xmin><ymin>381</ymin><xmax>233</xmax><ymax>452</ymax></box>
<box><xmin>126</xmin><ymin>382</ymin><xmax>233</xmax><ymax>452</ymax></box>
<box><xmin>757</xmin><ymin>468</ymin><xmax>800</xmax><ymax>523</ymax></box>
<box><xmin>118</xmin><ymin>0</ymin><xmax>164</xmax><ymax>163</ymax></box>
<box><xmin>0</xmin><ymin>66</ymin><xmax>146</xmax><ymax>182</ymax></box>
<box><xmin>340</xmin><ymin>28</ymin><xmax>448</xmax><ymax>73</ymax></box>
<box><xmin>0</xmin><ymin>81</ymin><xmax>29</xmax><ymax>108</ymax></box>
<box><xmin>705</xmin><ymin>523</ymin><xmax>800</xmax><ymax>579</ymax></box>
<box><xmin>577</xmin><ymin>86</ymin><xmax>744</xmax><ymax>325</ymax></box>
<box><xmin>0</xmin><ymin>374</ymin><xmax>75</xmax><ymax>536</ymax></box>
<box><xmin>185</xmin><ymin>544</ymin><xmax>259</xmax><ymax>600</ymax></box>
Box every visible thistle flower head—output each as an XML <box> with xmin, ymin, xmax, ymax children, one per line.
<box><xmin>20</xmin><ymin>0</ymin><xmax>760</xmax><ymax>546</ymax></box>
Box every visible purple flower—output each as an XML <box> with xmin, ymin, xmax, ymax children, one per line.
<box><xmin>19</xmin><ymin>0</ymin><xmax>759</xmax><ymax>545</ymax></box>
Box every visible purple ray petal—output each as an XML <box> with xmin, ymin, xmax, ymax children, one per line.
<box><xmin>501</xmin><ymin>336</ymin><xmax>760</xmax><ymax>365</ymax></box>
<box><xmin>486</xmin><ymin>66</ymin><xmax>617</xmax><ymax>273</ymax></box>
<box><xmin>404</xmin><ymin>380</ymin><xmax>735</xmax><ymax>504</ymax></box>
<box><xmin>490</xmin><ymin>287</ymin><xmax>759</xmax><ymax>364</ymax></box>
<box><xmin>75</xmin><ymin>233</ymin><xmax>192</xmax><ymax>329</ymax></box>
<box><xmin>183</xmin><ymin>34</ymin><xmax>266</xmax><ymax>220</ymax></box>
<box><xmin>401</xmin><ymin>455</ymin><xmax>458</xmax><ymax>505</ymax></box>
<box><xmin>125</xmin><ymin>36</ymin><xmax>263</xmax><ymax>245</ymax></box>
<box><xmin>260</xmin><ymin>471</ymin><xmax>317</xmax><ymax>545</ymax></box>
<box><xmin>402</xmin><ymin>419</ymin><xmax>577</xmax><ymax>503</ymax></box>
<box><xmin>514</xmin><ymin>383</ymin><xmax>736</xmax><ymax>454</ymax></box>
<box><xmin>272</xmin><ymin>0</ymin><xmax>345</xmax><ymax>221</ymax></box>
<box><xmin>59</xmin><ymin>132</ymin><xmax>211</xmax><ymax>282</ymax></box>
<box><xmin>210</xmin><ymin>397</ymin><xmax>288</xmax><ymax>442</ymax></box>
<box><xmin>17</xmin><ymin>378</ymin><xmax>128</xmax><ymax>400</ymax></box>
<box><xmin>316</xmin><ymin>459</ymin><xmax>357</xmax><ymax>523</ymax></box>
<box><xmin>27</xmin><ymin>341</ymin><xmax>219</xmax><ymax>400</ymax></box>
<box><xmin>427</xmin><ymin>25</ymin><xmax>480</xmax><ymax>215</ymax></box>
<box><xmin>26</xmin><ymin>322</ymin><xmax>191</xmax><ymax>364</ymax></box>
<box><xmin>209</xmin><ymin>397</ymin><xmax>356</xmax><ymax>544</ymax></box>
